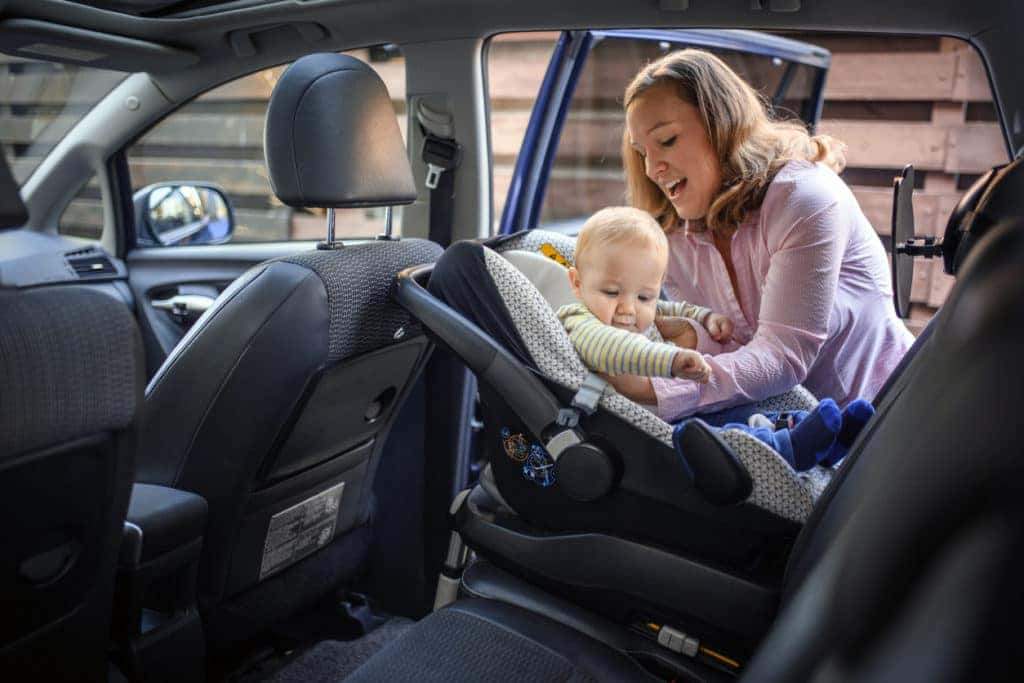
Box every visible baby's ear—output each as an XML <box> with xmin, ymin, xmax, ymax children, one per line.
<box><xmin>567</xmin><ymin>266</ymin><xmax>582</xmax><ymax>297</ymax></box>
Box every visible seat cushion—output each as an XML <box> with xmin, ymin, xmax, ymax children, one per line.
<box><xmin>343</xmin><ymin>599</ymin><xmax>655</xmax><ymax>682</ymax></box>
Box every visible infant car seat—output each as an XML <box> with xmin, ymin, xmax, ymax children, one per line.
<box><xmin>397</xmin><ymin>231</ymin><xmax>835</xmax><ymax>572</ymax></box>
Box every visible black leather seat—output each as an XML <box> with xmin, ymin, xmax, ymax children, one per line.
<box><xmin>341</xmin><ymin>208</ymin><xmax>1024</xmax><ymax>680</ymax></box>
<box><xmin>0</xmin><ymin>156</ymin><xmax>144</xmax><ymax>680</ymax></box>
<box><xmin>137</xmin><ymin>53</ymin><xmax>442</xmax><ymax>644</ymax></box>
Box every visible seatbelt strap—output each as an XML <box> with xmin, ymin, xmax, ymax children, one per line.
<box><xmin>417</xmin><ymin>101</ymin><xmax>462</xmax><ymax>247</ymax></box>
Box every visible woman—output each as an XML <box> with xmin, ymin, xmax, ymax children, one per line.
<box><xmin>613</xmin><ymin>49</ymin><xmax>914</xmax><ymax>421</ymax></box>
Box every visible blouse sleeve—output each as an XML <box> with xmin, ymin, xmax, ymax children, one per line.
<box><xmin>651</xmin><ymin>192</ymin><xmax>848</xmax><ymax>420</ymax></box>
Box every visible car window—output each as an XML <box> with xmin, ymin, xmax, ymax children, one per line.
<box><xmin>487</xmin><ymin>32</ymin><xmax>560</xmax><ymax>234</ymax></box>
<box><xmin>0</xmin><ymin>57</ymin><xmax>126</xmax><ymax>188</ymax></box>
<box><xmin>127</xmin><ymin>45</ymin><xmax>406</xmax><ymax>246</ymax></box>
<box><xmin>58</xmin><ymin>173</ymin><xmax>103</xmax><ymax>241</ymax></box>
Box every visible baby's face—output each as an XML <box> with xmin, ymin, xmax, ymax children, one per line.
<box><xmin>569</xmin><ymin>238</ymin><xmax>666</xmax><ymax>334</ymax></box>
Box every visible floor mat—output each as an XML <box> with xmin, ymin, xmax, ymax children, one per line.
<box><xmin>256</xmin><ymin>618</ymin><xmax>414</xmax><ymax>682</ymax></box>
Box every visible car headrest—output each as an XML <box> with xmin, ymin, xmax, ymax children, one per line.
<box><xmin>264</xmin><ymin>52</ymin><xmax>416</xmax><ymax>209</ymax></box>
<box><xmin>0</xmin><ymin>149</ymin><xmax>28</xmax><ymax>229</ymax></box>
<box><xmin>942</xmin><ymin>155</ymin><xmax>1024</xmax><ymax>275</ymax></box>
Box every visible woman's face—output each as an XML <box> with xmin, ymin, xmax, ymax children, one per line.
<box><xmin>626</xmin><ymin>84</ymin><xmax>722</xmax><ymax>222</ymax></box>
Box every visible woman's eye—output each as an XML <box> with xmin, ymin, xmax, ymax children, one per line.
<box><xmin>659</xmin><ymin>136</ymin><xmax>677</xmax><ymax>148</ymax></box>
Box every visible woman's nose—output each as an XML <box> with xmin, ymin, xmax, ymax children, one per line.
<box><xmin>644</xmin><ymin>152</ymin><xmax>665</xmax><ymax>180</ymax></box>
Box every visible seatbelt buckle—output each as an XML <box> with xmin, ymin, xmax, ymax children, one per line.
<box><xmin>422</xmin><ymin>134</ymin><xmax>462</xmax><ymax>190</ymax></box>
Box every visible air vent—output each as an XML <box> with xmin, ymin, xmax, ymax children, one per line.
<box><xmin>65</xmin><ymin>248</ymin><xmax>117</xmax><ymax>279</ymax></box>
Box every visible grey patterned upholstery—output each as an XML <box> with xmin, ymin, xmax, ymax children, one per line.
<box><xmin>282</xmin><ymin>239</ymin><xmax>442</xmax><ymax>363</ymax></box>
<box><xmin>486</xmin><ymin>231</ymin><xmax>832</xmax><ymax>522</ymax></box>
<box><xmin>0</xmin><ymin>287</ymin><xmax>141</xmax><ymax>457</ymax></box>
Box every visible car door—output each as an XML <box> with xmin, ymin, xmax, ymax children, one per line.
<box><xmin>499</xmin><ymin>29</ymin><xmax>830</xmax><ymax>235</ymax></box>
<box><xmin>120</xmin><ymin>48</ymin><xmax>408</xmax><ymax>376</ymax></box>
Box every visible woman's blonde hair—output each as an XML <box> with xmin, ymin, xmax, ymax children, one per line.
<box><xmin>623</xmin><ymin>49</ymin><xmax>847</xmax><ymax>234</ymax></box>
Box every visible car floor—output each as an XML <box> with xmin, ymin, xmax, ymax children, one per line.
<box><xmin>232</xmin><ymin>617</ymin><xmax>414</xmax><ymax>682</ymax></box>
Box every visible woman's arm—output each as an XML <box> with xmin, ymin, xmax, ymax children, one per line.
<box><xmin>652</xmin><ymin>197</ymin><xmax>847</xmax><ymax>420</ymax></box>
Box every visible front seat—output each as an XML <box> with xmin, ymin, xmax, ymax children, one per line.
<box><xmin>0</xmin><ymin>154</ymin><xmax>144</xmax><ymax>680</ymax></box>
<box><xmin>138</xmin><ymin>53</ymin><xmax>442</xmax><ymax>642</ymax></box>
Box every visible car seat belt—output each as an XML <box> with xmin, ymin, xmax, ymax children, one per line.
<box><xmin>417</xmin><ymin>101</ymin><xmax>462</xmax><ymax>248</ymax></box>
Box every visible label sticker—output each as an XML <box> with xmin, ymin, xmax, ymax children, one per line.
<box><xmin>259</xmin><ymin>482</ymin><xmax>344</xmax><ymax>581</ymax></box>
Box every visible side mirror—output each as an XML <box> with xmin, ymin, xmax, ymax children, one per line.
<box><xmin>133</xmin><ymin>182</ymin><xmax>234</xmax><ymax>247</ymax></box>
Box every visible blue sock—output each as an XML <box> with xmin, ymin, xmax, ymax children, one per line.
<box><xmin>787</xmin><ymin>399</ymin><xmax>842</xmax><ymax>471</ymax></box>
<box><xmin>820</xmin><ymin>399</ymin><xmax>875</xmax><ymax>467</ymax></box>
<box><xmin>720</xmin><ymin>422</ymin><xmax>796</xmax><ymax>467</ymax></box>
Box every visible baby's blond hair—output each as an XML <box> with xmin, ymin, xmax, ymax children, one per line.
<box><xmin>575</xmin><ymin>206</ymin><xmax>668</xmax><ymax>270</ymax></box>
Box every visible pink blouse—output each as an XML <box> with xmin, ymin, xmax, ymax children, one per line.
<box><xmin>651</xmin><ymin>160</ymin><xmax>915</xmax><ymax>421</ymax></box>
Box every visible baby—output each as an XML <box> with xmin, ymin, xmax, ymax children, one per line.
<box><xmin>556</xmin><ymin>206</ymin><xmax>733</xmax><ymax>383</ymax></box>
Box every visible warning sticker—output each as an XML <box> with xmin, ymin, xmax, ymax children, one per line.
<box><xmin>259</xmin><ymin>482</ymin><xmax>345</xmax><ymax>580</ymax></box>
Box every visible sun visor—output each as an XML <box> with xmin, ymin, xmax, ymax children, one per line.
<box><xmin>0</xmin><ymin>18</ymin><xmax>198</xmax><ymax>72</ymax></box>
<box><xmin>0</xmin><ymin>150</ymin><xmax>29</xmax><ymax>230</ymax></box>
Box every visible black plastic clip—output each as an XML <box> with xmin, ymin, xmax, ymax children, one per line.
<box><xmin>422</xmin><ymin>134</ymin><xmax>462</xmax><ymax>190</ymax></box>
<box><xmin>895</xmin><ymin>236</ymin><xmax>944</xmax><ymax>258</ymax></box>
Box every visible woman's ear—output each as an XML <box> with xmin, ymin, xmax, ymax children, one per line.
<box><xmin>567</xmin><ymin>266</ymin><xmax>583</xmax><ymax>298</ymax></box>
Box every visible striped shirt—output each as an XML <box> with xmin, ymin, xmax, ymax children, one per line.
<box><xmin>557</xmin><ymin>300</ymin><xmax>710</xmax><ymax>377</ymax></box>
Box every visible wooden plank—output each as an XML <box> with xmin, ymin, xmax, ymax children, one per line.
<box><xmin>818</xmin><ymin>120</ymin><xmax>948</xmax><ymax>170</ymax></box>
<box><xmin>850</xmin><ymin>186</ymin><xmax>941</xmax><ymax>237</ymax></box>
<box><xmin>0</xmin><ymin>70</ymin><xmax>125</xmax><ymax>105</ymax></box>
<box><xmin>495</xmin><ymin>113</ymin><xmax>995</xmax><ymax>175</ymax></box>
<box><xmin>0</xmin><ymin>113</ymin><xmax>81</xmax><ymax>145</ymax></box>
<box><xmin>130</xmin><ymin>112</ymin><xmax>407</xmax><ymax>151</ymax></box>
<box><xmin>128</xmin><ymin>158</ymin><xmax>271</xmax><ymax>196</ymax></box>
<box><xmin>196</xmin><ymin>52</ymin><xmax>407</xmax><ymax>102</ymax></box>
<box><xmin>945</xmin><ymin>123</ymin><xmax>1006</xmax><ymax>173</ymax></box>
<box><xmin>825</xmin><ymin>52</ymin><xmax>956</xmax><ymax>101</ymax></box>
<box><xmin>952</xmin><ymin>47</ymin><xmax>993</xmax><ymax>102</ymax></box>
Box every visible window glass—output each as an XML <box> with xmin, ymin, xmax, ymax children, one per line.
<box><xmin>486</xmin><ymin>32</ymin><xmax>560</xmax><ymax>232</ymax></box>
<box><xmin>128</xmin><ymin>46</ymin><xmax>406</xmax><ymax>245</ymax></box>
<box><xmin>58</xmin><ymin>174</ymin><xmax>103</xmax><ymax>241</ymax></box>
<box><xmin>0</xmin><ymin>58</ymin><xmax>125</xmax><ymax>186</ymax></box>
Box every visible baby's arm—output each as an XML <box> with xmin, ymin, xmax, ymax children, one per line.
<box><xmin>559</xmin><ymin>305</ymin><xmax>710</xmax><ymax>381</ymax></box>
<box><xmin>655</xmin><ymin>316</ymin><xmax>699</xmax><ymax>349</ymax></box>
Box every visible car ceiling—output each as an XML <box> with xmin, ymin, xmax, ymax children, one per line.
<box><xmin>1</xmin><ymin>0</ymin><xmax>1021</xmax><ymax>154</ymax></box>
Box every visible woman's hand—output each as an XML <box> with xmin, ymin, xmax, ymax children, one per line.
<box><xmin>598</xmin><ymin>372</ymin><xmax>656</xmax><ymax>403</ymax></box>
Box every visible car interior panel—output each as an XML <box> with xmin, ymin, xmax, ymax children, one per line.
<box><xmin>1</xmin><ymin>0</ymin><xmax>1023</xmax><ymax>681</ymax></box>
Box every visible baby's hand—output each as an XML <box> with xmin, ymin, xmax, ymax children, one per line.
<box><xmin>671</xmin><ymin>349</ymin><xmax>711</xmax><ymax>383</ymax></box>
<box><xmin>704</xmin><ymin>312</ymin><xmax>734</xmax><ymax>343</ymax></box>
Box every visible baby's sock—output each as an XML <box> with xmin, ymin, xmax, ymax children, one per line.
<box><xmin>788</xmin><ymin>399</ymin><xmax>842</xmax><ymax>471</ymax></box>
<box><xmin>820</xmin><ymin>399</ymin><xmax>875</xmax><ymax>467</ymax></box>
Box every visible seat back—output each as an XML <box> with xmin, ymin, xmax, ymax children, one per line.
<box><xmin>0</xmin><ymin>286</ymin><xmax>142</xmax><ymax>680</ymax></box>
<box><xmin>743</xmin><ymin>217</ymin><xmax>1024</xmax><ymax>681</ymax></box>
<box><xmin>138</xmin><ymin>54</ymin><xmax>442</xmax><ymax>629</ymax></box>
